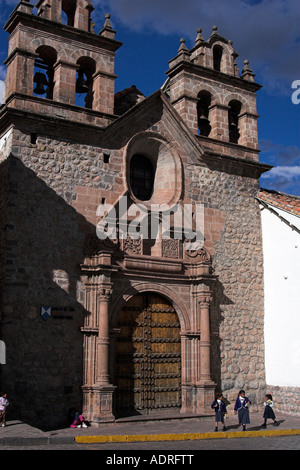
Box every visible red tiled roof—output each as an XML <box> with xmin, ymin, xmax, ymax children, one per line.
<box><xmin>258</xmin><ymin>188</ymin><xmax>300</xmax><ymax>217</ymax></box>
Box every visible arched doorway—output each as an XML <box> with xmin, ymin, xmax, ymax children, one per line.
<box><xmin>115</xmin><ymin>293</ymin><xmax>181</xmax><ymax>417</ymax></box>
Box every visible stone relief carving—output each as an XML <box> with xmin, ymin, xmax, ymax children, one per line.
<box><xmin>123</xmin><ymin>236</ymin><xmax>142</xmax><ymax>255</ymax></box>
<box><xmin>162</xmin><ymin>238</ymin><xmax>180</xmax><ymax>259</ymax></box>
<box><xmin>185</xmin><ymin>246</ymin><xmax>211</xmax><ymax>264</ymax></box>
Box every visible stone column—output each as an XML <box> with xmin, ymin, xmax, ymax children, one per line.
<box><xmin>74</xmin><ymin>1</ymin><xmax>93</xmax><ymax>31</ymax></box>
<box><xmin>93</xmin><ymin>71</ymin><xmax>116</xmax><ymax>115</ymax></box>
<box><xmin>4</xmin><ymin>51</ymin><xmax>36</xmax><ymax>100</ymax></box>
<box><xmin>81</xmin><ymin>248</ymin><xmax>118</xmax><ymax>424</ymax></box>
<box><xmin>172</xmin><ymin>96</ymin><xmax>199</xmax><ymax>134</ymax></box>
<box><xmin>198</xmin><ymin>294</ymin><xmax>212</xmax><ymax>382</ymax></box>
<box><xmin>92</xmin><ymin>284</ymin><xmax>116</xmax><ymax>423</ymax></box>
<box><xmin>37</xmin><ymin>0</ymin><xmax>61</xmax><ymax>22</ymax></box>
<box><xmin>209</xmin><ymin>103</ymin><xmax>230</xmax><ymax>141</ymax></box>
<box><xmin>53</xmin><ymin>60</ymin><xmax>77</xmax><ymax>105</ymax></box>
<box><xmin>96</xmin><ymin>286</ymin><xmax>112</xmax><ymax>385</ymax></box>
<box><xmin>196</xmin><ymin>293</ymin><xmax>215</xmax><ymax>413</ymax></box>
<box><xmin>238</xmin><ymin>112</ymin><xmax>259</xmax><ymax>149</ymax></box>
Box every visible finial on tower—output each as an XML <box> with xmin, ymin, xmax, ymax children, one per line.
<box><xmin>178</xmin><ymin>38</ymin><xmax>188</xmax><ymax>53</ymax></box>
<box><xmin>195</xmin><ymin>28</ymin><xmax>205</xmax><ymax>45</ymax></box>
<box><xmin>104</xmin><ymin>13</ymin><xmax>112</xmax><ymax>29</ymax></box>
<box><xmin>241</xmin><ymin>59</ymin><xmax>255</xmax><ymax>81</ymax></box>
<box><xmin>99</xmin><ymin>13</ymin><xmax>116</xmax><ymax>39</ymax></box>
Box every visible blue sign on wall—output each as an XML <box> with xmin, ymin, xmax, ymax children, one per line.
<box><xmin>41</xmin><ymin>306</ymin><xmax>51</xmax><ymax>320</ymax></box>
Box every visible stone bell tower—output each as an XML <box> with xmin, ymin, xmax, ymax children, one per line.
<box><xmin>166</xmin><ymin>26</ymin><xmax>260</xmax><ymax>152</ymax></box>
<box><xmin>0</xmin><ymin>0</ymin><xmax>123</xmax><ymax>428</ymax></box>
<box><xmin>3</xmin><ymin>0</ymin><xmax>121</xmax><ymax>122</ymax></box>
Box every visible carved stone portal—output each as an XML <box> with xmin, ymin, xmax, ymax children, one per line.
<box><xmin>81</xmin><ymin>233</ymin><xmax>216</xmax><ymax>422</ymax></box>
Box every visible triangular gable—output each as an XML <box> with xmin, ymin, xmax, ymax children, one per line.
<box><xmin>103</xmin><ymin>88</ymin><xmax>206</xmax><ymax>166</ymax></box>
<box><xmin>102</xmin><ymin>89</ymin><xmax>271</xmax><ymax>180</ymax></box>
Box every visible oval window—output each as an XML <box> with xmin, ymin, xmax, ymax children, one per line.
<box><xmin>130</xmin><ymin>154</ymin><xmax>154</xmax><ymax>201</ymax></box>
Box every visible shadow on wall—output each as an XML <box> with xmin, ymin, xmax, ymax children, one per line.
<box><xmin>210</xmin><ymin>280</ymin><xmax>234</xmax><ymax>395</ymax></box>
<box><xmin>0</xmin><ymin>155</ymin><xmax>96</xmax><ymax>430</ymax></box>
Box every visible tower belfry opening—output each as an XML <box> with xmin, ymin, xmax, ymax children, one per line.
<box><xmin>75</xmin><ymin>57</ymin><xmax>96</xmax><ymax>108</ymax></box>
<box><xmin>33</xmin><ymin>46</ymin><xmax>57</xmax><ymax>99</ymax></box>
<box><xmin>61</xmin><ymin>0</ymin><xmax>76</xmax><ymax>26</ymax></box>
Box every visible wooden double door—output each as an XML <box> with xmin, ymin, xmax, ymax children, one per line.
<box><xmin>115</xmin><ymin>293</ymin><xmax>181</xmax><ymax>416</ymax></box>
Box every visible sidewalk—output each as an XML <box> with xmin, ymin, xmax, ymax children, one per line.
<box><xmin>1</xmin><ymin>411</ymin><xmax>300</xmax><ymax>446</ymax></box>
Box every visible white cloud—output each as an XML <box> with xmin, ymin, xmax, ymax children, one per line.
<box><xmin>0</xmin><ymin>80</ymin><xmax>5</xmax><ymax>105</ymax></box>
<box><xmin>92</xmin><ymin>0</ymin><xmax>300</xmax><ymax>95</ymax></box>
<box><xmin>0</xmin><ymin>65</ymin><xmax>6</xmax><ymax>105</ymax></box>
<box><xmin>260</xmin><ymin>165</ymin><xmax>300</xmax><ymax>196</ymax></box>
<box><xmin>259</xmin><ymin>139</ymin><xmax>300</xmax><ymax>166</ymax></box>
<box><xmin>262</xmin><ymin>166</ymin><xmax>300</xmax><ymax>179</ymax></box>
<box><xmin>259</xmin><ymin>140</ymin><xmax>300</xmax><ymax>195</ymax></box>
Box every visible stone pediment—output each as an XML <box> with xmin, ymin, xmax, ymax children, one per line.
<box><xmin>103</xmin><ymin>89</ymin><xmax>207</xmax><ymax>167</ymax></box>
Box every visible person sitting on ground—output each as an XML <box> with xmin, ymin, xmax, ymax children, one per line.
<box><xmin>68</xmin><ymin>407</ymin><xmax>89</xmax><ymax>428</ymax></box>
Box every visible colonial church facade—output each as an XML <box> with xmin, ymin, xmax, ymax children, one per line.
<box><xmin>0</xmin><ymin>0</ymin><xmax>273</xmax><ymax>427</ymax></box>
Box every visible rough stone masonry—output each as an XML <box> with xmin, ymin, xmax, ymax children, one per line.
<box><xmin>0</xmin><ymin>0</ymin><xmax>271</xmax><ymax>427</ymax></box>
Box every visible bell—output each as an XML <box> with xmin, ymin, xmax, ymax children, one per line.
<box><xmin>229</xmin><ymin>111</ymin><xmax>239</xmax><ymax>126</ymax></box>
<box><xmin>33</xmin><ymin>71</ymin><xmax>48</xmax><ymax>95</ymax></box>
<box><xmin>34</xmin><ymin>82</ymin><xmax>46</xmax><ymax>95</ymax></box>
<box><xmin>198</xmin><ymin>113</ymin><xmax>210</xmax><ymax>126</ymax></box>
<box><xmin>229</xmin><ymin>122</ymin><xmax>240</xmax><ymax>143</ymax></box>
<box><xmin>76</xmin><ymin>71</ymin><xmax>89</xmax><ymax>94</ymax></box>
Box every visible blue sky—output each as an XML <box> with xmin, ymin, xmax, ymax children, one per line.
<box><xmin>1</xmin><ymin>0</ymin><xmax>299</xmax><ymax>196</ymax></box>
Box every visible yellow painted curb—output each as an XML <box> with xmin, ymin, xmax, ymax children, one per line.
<box><xmin>75</xmin><ymin>428</ymin><xmax>300</xmax><ymax>444</ymax></box>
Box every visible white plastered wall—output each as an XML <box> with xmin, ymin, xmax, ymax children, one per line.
<box><xmin>260</xmin><ymin>203</ymin><xmax>300</xmax><ymax>387</ymax></box>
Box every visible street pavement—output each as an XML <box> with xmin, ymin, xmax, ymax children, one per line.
<box><xmin>0</xmin><ymin>410</ymin><xmax>300</xmax><ymax>448</ymax></box>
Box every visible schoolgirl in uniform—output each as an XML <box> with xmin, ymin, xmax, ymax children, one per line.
<box><xmin>262</xmin><ymin>394</ymin><xmax>279</xmax><ymax>427</ymax></box>
<box><xmin>234</xmin><ymin>389</ymin><xmax>251</xmax><ymax>431</ymax></box>
<box><xmin>211</xmin><ymin>393</ymin><xmax>227</xmax><ymax>431</ymax></box>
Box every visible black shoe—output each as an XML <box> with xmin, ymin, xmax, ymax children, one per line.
<box><xmin>223</xmin><ymin>426</ymin><xmax>227</xmax><ymax>431</ymax></box>
<box><xmin>261</xmin><ymin>423</ymin><xmax>267</xmax><ymax>428</ymax></box>
<box><xmin>215</xmin><ymin>427</ymin><xmax>218</xmax><ymax>432</ymax></box>
<box><xmin>274</xmin><ymin>421</ymin><xmax>279</xmax><ymax>426</ymax></box>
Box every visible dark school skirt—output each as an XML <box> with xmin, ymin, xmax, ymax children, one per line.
<box><xmin>215</xmin><ymin>410</ymin><xmax>224</xmax><ymax>422</ymax></box>
<box><xmin>263</xmin><ymin>405</ymin><xmax>276</xmax><ymax>420</ymax></box>
<box><xmin>238</xmin><ymin>407</ymin><xmax>250</xmax><ymax>425</ymax></box>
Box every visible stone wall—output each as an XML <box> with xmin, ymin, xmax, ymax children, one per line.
<box><xmin>0</xmin><ymin>158</ymin><xmax>9</xmax><ymax>327</ymax></box>
<box><xmin>187</xmin><ymin>160</ymin><xmax>266</xmax><ymax>410</ymax></box>
<box><xmin>267</xmin><ymin>386</ymin><xmax>300</xmax><ymax>415</ymax></box>
<box><xmin>0</xmin><ymin>131</ymin><xmax>92</xmax><ymax>427</ymax></box>
<box><xmin>0</xmin><ymin>99</ymin><xmax>266</xmax><ymax>425</ymax></box>
<box><xmin>0</xmin><ymin>126</ymin><xmax>122</xmax><ymax>427</ymax></box>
